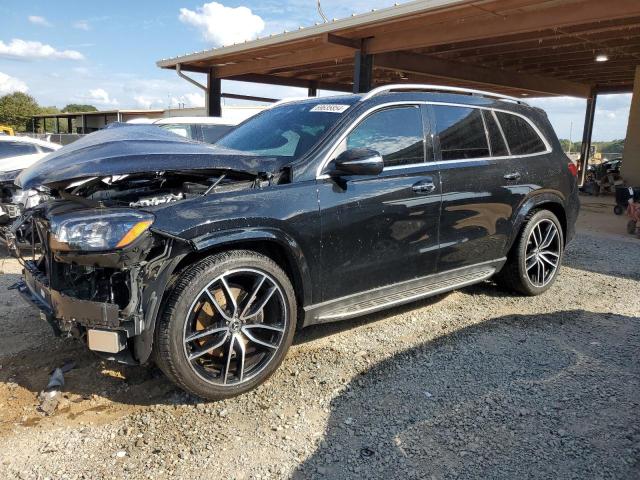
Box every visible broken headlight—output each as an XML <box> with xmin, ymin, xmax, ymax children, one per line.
<box><xmin>51</xmin><ymin>209</ymin><xmax>154</xmax><ymax>251</ymax></box>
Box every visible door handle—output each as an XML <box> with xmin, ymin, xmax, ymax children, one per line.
<box><xmin>503</xmin><ymin>172</ymin><xmax>521</xmax><ymax>181</ymax></box>
<box><xmin>412</xmin><ymin>180</ymin><xmax>436</xmax><ymax>194</ymax></box>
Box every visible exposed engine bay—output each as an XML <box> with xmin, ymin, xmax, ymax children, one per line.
<box><xmin>64</xmin><ymin>170</ymin><xmax>258</xmax><ymax>206</ymax></box>
<box><xmin>0</xmin><ymin>181</ymin><xmax>51</xmax><ymax>247</ymax></box>
<box><xmin>5</xmin><ymin>168</ymin><xmax>274</xmax><ymax>248</ymax></box>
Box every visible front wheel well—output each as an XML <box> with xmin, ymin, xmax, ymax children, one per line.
<box><xmin>168</xmin><ymin>240</ymin><xmax>306</xmax><ymax>324</ymax></box>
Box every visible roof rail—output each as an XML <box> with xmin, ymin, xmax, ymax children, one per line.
<box><xmin>360</xmin><ymin>84</ymin><xmax>527</xmax><ymax>104</ymax></box>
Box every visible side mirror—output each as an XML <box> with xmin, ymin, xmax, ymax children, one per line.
<box><xmin>328</xmin><ymin>148</ymin><xmax>384</xmax><ymax>177</ymax></box>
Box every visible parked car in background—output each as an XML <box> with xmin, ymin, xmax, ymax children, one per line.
<box><xmin>0</xmin><ymin>135</ymin><xmax>60</xmax><ymax>173</ymax></box>
<box><xmin>9</xmin><ymin>85</ymin><xmax>579</xmax><ymax>400</ymax></box>
<box><xmin>153</xmin><ymin>117</ymin><xmax>238</xmax><ymax>144</ymax></box>
<box><xmin>0</xmin><ymin>136</ymin><xmax>61</xmax><ymax>244</ymax></box>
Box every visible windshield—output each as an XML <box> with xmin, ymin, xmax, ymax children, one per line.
<box><xmin>216</xmin><ymin>99</ymin><xmax>356</xmax><ymax>161</ymax></box>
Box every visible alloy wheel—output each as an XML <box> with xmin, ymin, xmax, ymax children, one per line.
<box><xmin>182</xmin><ymin>268</ymin><xmax>288</xmax><ymax>386</ymax></box>
<box><xmin>524</xmin><ymin>219</ymin><xmax>561</xmax><ymax>288</ymax></box>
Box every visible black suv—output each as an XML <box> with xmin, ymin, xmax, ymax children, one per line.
<box><xmin>9</xmin><ymin>85</ymin><xmax>579</xmax><ymax>400</ymax></box>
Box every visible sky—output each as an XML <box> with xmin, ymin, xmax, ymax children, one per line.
<box><xmin>0</xmin><ymin>0</ymin><xmax>632</xmax><ymax>141</ymax></box>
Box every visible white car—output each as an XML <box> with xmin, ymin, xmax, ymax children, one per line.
<box><xmin>0</xmin><ymin>135</ymin><xmax>61</xmax><ymax>173</ymax></box>
<box><xmin>152</xmin><ymin>117</ymin><xmax>239</xmax><ymax>144</ymax></box>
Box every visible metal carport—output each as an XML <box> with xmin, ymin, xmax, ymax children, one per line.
<box><xmin>157</xmin><ymin>0</ymin><xmax>640</xmax><ymax>184</ymax></box>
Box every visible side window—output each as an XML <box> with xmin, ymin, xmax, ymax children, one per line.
<box><xmin>346</xmin><ymin>106</ymin><xmax>424</xmax><ymax>167</ymax></box>
<box><xmin>495</xmin><ymin>111</ymin><xmax>547</xmax><ymax>155</ymax></box>
<box><xmin>201</xmin><ymin>125</ymin><xmax>234</xmax><ymax>144</ymax></box>
<box><xmin>432</xmin><ymin>106</ymin><xmax>489</xmax><ymax>160</ymax></box>
<box><xmin>482</xmin><ymin>110</ymin><xmax>509</xmax><ymax>157</ymax></box>
<box><xmin>160</xmin><ymin>124</ymin><xmax>190</xmax><ymax>138</ymax></box>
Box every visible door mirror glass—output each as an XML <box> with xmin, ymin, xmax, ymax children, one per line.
<box><xmin>328</xmin><ymin>148</ymin><xmax>384</xmax><ymax>176</ymax></box>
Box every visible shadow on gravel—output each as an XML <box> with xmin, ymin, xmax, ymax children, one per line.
<box><xmin>292</xmin><ymin>309</ymin><xmax>640</xmax><ymax>480</ymax></box>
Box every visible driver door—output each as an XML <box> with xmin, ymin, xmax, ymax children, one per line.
<box><xmin>318</xmin><ymin>104</ymin><xmax>442</xmax><ymax>302</ymax></box>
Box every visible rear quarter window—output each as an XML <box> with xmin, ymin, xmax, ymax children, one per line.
<box><xmin>495</xmin><ymin>111</ymin><xmax>547</xmax><ymax>155</ymax></box>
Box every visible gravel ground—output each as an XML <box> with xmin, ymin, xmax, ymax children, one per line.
<box><xmin>0</xmin><ymin>202</ymin><xmax>638</xmax><ymax>480</ymax></box>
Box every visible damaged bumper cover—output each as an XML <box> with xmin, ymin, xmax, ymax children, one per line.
<box><xmin>11</xmin><ymin>223</ymin><xmax>192</xmax><ymax>364</ymax></box>
<box><xmin>14</xmin><ymin>260</ymin><xmax>121</xmax><ymax>332</ymax></box>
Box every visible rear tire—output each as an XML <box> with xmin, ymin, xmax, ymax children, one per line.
<box><xmin>495</xmin><ymin>210</ymin><xmax>564</xmax><ymax>296</ymax></box>
<box><xmin>154</xmin><ymin>250</ymin><xmax>297</xmax><ymax>400</ymax></box>
<box><xmin>614</xmin><ymin>205</ymin><xmax>624</xmax><ymax>215</ymax></box>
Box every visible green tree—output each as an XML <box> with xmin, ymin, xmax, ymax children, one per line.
<box><xmin>599</xmin><ymin>139</ymin><xmax>625</xmax><ymax>154</ymax></box>
<box><xmin>0</xmin><ymin>92</ymin><xmax>41</xmax><ymax>132</ymax></box>
<box><xmin>62</xmin><ymin>104</ymin><xmax>97</xmax><ymax>113</ymax></box>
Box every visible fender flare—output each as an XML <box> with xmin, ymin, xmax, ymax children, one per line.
<box><xmin>191</xmin><ymin>227</ymin><xmax>313</xmax><ymax>308</ymax></box>
<box><xmin>506</xmin><ymin>191</ymin><xmax>566</xmax><ymax>254</ymax></box>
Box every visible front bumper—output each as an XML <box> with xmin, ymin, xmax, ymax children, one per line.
<box><xmin>14</xmin><ymin>260</ymin><xmax>122</xmax><ymax>335</ymax></box>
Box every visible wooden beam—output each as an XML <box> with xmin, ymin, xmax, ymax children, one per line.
<box><xmin>216</xmin><ymin>44</ymin><xmax>354</xmax><ymax>77</ymax></box>
<box><xmin>322</xmin><ymin>33</ymin><xmax>361</xmax><ymax>50</ymax></box>
<box><xmin>594</xmin><ymin>84</ymin><xmax>634</xmax><ymax>93</ymax></box>
<box><xmin>221</xmin><ymin>93</ymin><xmax>277</xmax><ymax>103</ymax></box>
<box><xmin>366</xmin><ymin>0</ymin><xmax>640</xmax><ymax>54</ymax></box>
<box><xmin>228</xmin><ymin>73</ymin><xmax>352</xmax><ymax>92</ymax></box>
<box><xmin>418</xmin><ymin>18</ymin><xmax>640</xmax><ymax>57</ymax></box>
<box><xmin>375</xmin><ymin>51</ymin><xmax>592</xmax><ymax>98</ymax></box>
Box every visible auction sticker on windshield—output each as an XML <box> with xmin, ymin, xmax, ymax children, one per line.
<box><xmin>310</xmin><ymin>104</ymin><xmax>351</xmax><ymax>113</ymax></box>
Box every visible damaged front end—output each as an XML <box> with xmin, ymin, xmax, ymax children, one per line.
<box><xmin>8</xmin><ymin>169</ymin><xmax>262</xmax><ymax>365</ymax></box>
<box><xmin>8</xmin><ymin>125</ymin><xmax>286</xmax><ymax>365</ymax></box>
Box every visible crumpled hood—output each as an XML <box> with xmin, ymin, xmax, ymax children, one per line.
<box><xmin>16</xmin><ymin>124</ymin><xmax>286</xmax><ymax>189</ymax></box>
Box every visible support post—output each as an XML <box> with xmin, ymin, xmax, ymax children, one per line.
<box><xmin>67</xmin><ymin>117</ymin><xmax>72</xmax><ymax>133</ymax></box>
<box><xmin>578</xmin><ymin>88</ymin><xmax>597</xmax><ymax>186</ymax></box>
<box><xmin>55</xmin><ymin>117</ymin><xmax>60</xmax><ymax>134</ymax></box>
<box><xmin>207</xmin><ymin>68</ymin><xmax>222</xmax><ymax>117</ymax></box>
<box><xmin>621</xmin><ymin>66</ymin><xmax>640</xmax><ymax>186</ymax></box>
<box><xmin>353</xmin><ymin>50</ymin><xmax>373</xmax><ymax>93</ymax></box>
<box><xmin>308</xmin><ymin>81</ymin><xmax>318</xmax><ymax>97</ymax></box>
<box><xmin>81</xmin><ymin>114</ymin><xmax>86</xmax><ymax>134</ymax></box>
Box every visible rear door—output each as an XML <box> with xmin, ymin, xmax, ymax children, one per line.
<box><xmin>432</xmin><ymin>104</ymin><xmax>526</xmax><ymax>271</ymax></box>
<box><xmin>318</xmin><ymin>104</ymin><xmax>442</xmax><ymax>301</ymax></box>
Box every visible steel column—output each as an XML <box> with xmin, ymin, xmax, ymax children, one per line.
<box><xmin>353</xmin><ymin>50</ymin><xmax>373</xmax><ymax>93</ymax></box>
<box><xmin>578</xmin><ymin>89</ymin><xmax>597</xmax><ymax>186</ymax></box>
<box><xmin>308</xmin><ymin>81</ymin><xmax>318</xmax><ymax>97</ymax></box>
<box><xmin>207</xmin><ymin>68</ymin><xmax>222</xmax><ymax>117</ymax></box>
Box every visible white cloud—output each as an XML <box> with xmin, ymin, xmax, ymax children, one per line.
<box><xmin>0</xmin><ymin>71</ymin><xmax>28</xmax><ymax>94</ymax></box>
<box><xmin>28</xmin><ymin>15</ymin><xmax>52</xmax><ymax>27</ymax></box>
<box><xmin>184</xmin><ymin>92</ymin><xmax>204</xmax><ymax>107</ymax></box>
<box><xmin>73</xmin><ymin>66</ymin><xmax>90</xmax><ymax>76</ymax></box>
<box><xmin>87</xmin><ymin>88</ymin><xmax>118</xmax><ymax>106</ymax></box>
<box><xmin>134</xmin><ymin>92</ymin><xmax>204</xmax><ymax>110</ymax></box>
<box><xmin>179</xmin><ymin>2</ymin><xmax>265</xmax><ymax>46</ymax></box>
<box><xmin>0</xmin><ymin>39</ymin><xmax>84</xmax><ymax>60</ymax></box>
<box><xmin>73</xmin><ymin>20</ymin><xmax>90</xmax><ymax>31</ymax></box>
<box><xmin>133</xmin><ymin>95</ymin><xmax>159</xmax><ymax>109</ymax></box>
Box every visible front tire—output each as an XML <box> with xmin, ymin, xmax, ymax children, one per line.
<box><xmin>495</xmin><ymin>210</ymin><xmax>564</xmax><ymax>296</ymax></box>
<box><xmin>155</xmin><ymin>250</ymin><xmax>297</xmax><ymax>400</ymax></box>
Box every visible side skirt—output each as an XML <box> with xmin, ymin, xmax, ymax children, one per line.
<box><xmin>302</xmin><ymin>258</ymin><xmax>505</xmax><ymax>327</ymax></box>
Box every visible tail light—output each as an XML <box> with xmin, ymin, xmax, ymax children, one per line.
<box><xmin>567</xmin><ymin>162</ymin><xmax>578</xmax><ymax>178</ymax></box>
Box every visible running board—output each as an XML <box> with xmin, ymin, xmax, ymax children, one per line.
<box><xmin>303</xmin><ymin>259</ymin><xmax>504</xmax><ymax>326</ymax></box>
